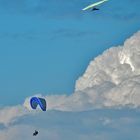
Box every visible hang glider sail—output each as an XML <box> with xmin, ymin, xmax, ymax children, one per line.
<box><xmin>82</xmin><ymin>0</ymin><xmax>108</xmax><ymax>11</ymax></box>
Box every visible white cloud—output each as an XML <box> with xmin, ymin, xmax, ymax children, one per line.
<box><xmin>76</xmin><ymin>31</ymin><xmax>140</xmax><ymax>90</ymax></box>
<box><xmin>0</xmin><ymin>109</ymin><xmax>140</xmax><ymax>140</ymax></box>
<box><xmin>21</xmin><ymin>31</ymin><xmax>140</xmax><ymax>112</ymax></box>
<box><xmin>0</xmin><ymin>106</ymin><xmax>29</xmax><ymax>127</ymax></box>
<box><xmin>1</xmin><ymin>30</ymin><xmax>140</xmax><ymax>140</ymax></box>
<box><xmin>21</xmin><ymin>31</ymin><xmax>140</xmax><ymax>111</ymax></box>
<box><xmin>75</xmin><ymin>31</ymin><xmax>140</xmax><ymax>109</ymax></box>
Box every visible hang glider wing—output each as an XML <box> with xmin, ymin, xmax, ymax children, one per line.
<box><xmin>82</xmin><ymin>0</ymin><xmax>108</xmax><ymax>11</ymax></box>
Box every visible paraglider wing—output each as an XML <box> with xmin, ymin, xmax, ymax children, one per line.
<box><xmin>30</xmin><ymin>97</ymin><xmax>46</xmax><ymax>111</ymax></box>
<box><xmin>82</xmin><ymin>0</ymin><xmax>108</xmax><ymax>11</ymax></box>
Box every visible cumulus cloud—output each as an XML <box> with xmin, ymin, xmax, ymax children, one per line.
<box><xmin>1</xmin><ymin>30</ymin><xmax>140</xmax><ymax>140</ymax></box>
<box><xmin>22</xmin><ymin>31</ymin><xmax>140</xmax><ymax>112</ymax></box>
<box><xmin>0</xmin><ymin>106</ymin><xmax>29</xmax><ymax>127</ymax></box>
<box><xmin>75</xmin><ymin>31</ymin><xmax>140</xmax><ymax>108</ymax></box>
<box><xmin>0</xmin><ymin>109</ymin><xmax>140</xmax><ymax>140</ymax></box>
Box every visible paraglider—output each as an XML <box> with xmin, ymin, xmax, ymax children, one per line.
<box><xmin>82</xmin><ymin>0</ymin><xmax>108</xmax><ymax>11</ymax></box>
<box><xmin>30</xmin><ymin>97</ymin><xmax>47</xmax><ymax>111</ymax></box>
<box><xmin>30</xmin><ymin>97</ymin><xmax>47</xmax><ymax>136</ymax></box>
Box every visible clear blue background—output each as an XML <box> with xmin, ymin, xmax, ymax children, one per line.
<box><xmin>0</xmin><ymin>0</ymin><xmax>140</xmax><ymax>105</ymax></box>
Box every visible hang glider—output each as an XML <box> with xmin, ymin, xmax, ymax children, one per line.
<box><xmin>82</xmin><ymin>0</ymin><xmax>108</xmax><ymax>11</ymax></box>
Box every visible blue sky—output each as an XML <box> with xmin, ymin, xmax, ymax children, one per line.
<box><xmin>0</xmin><ymin>0</ymin><xmax>140</xmax><ymax>106</ymax></box>
<box><xmin>0</xmin><ymin>1</ymin><xmax>140</xmax><ymax>139</ymax></box>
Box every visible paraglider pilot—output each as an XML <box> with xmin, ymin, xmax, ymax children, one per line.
<box><xmin>33</xmin><ymin>130</ymin><xmax>38</xmax><ymax>136</ymax></box>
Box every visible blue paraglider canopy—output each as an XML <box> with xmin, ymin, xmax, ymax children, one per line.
<box><xmin>30</xmin><ymin>97</ymin><xmax>47</xmax><ymax>111</ymax></box>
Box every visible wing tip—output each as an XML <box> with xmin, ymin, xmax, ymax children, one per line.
<box><xmin>82</xmin><ymin>8</ymin><xmax>86</xmax><ymax>11</ymax></box>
